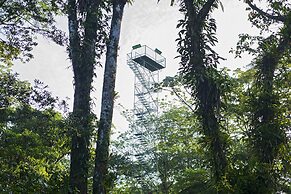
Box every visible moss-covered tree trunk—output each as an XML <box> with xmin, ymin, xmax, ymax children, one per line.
<box><xmin>93</xmin><ymin>0</ymin><xmax>126</xmax><ymax>193</ymax></box>
<box><xmin>249</xmin><ymin>26</ymin><xmax>290</xmax><ymax>194</ymax></box>
<box><xmin>243</xmin><ymin>2</ymin><xmax>290</xmax><ymax>192</ymax></box>
<box><xmin>68</xmin><ymin>0</ymin><xmax>102</xmax><ymax>193</ymax></box>
<box><xmin>180</xmin><ymin>0</ymin><xmax>227</xmax><ymax>185</ymax></box>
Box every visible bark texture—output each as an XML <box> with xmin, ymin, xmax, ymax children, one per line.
<box><xmin>93</xmin><ymin>0</ymin><xmax>126</xmax><ymax>193</ymax></box>
<box><xmin>68</xmin><ymin>0</ymin><xmax>102</xmax><ymax>193</ymax></box>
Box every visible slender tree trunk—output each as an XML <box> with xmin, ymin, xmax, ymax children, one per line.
<box><xmin>93</xmin><ymin>0</ymin><xmax>126</xmax><ymax>193</ymax></box>
<box><xmin>160</xmin><ymin>157</ymin><xmax>170</xmax><ymax>194</ymax></box>
<box><xmin>68</xmin><ymin>0</ymin><xmax>102</xmax><ymax>193</ymax></box>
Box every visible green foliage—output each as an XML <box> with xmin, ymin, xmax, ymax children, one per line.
<box><xmin>230</xmin><ymin>1</ymin><xmax>291</xmax><ymax>192</ymax></box>
<box><xmin>173</xmin><ymin>168</ymin><xmax>216</xmax><ymax>194</ymax></box>
<box><xmin>244</xmin><ymin>0</ymin><xmax>289</xmax><ymax>33</ymax></box>
<box><xmin>0</xmin><ymin>67</ymin><xmax>70</xmax><ymax>193</ymax></box>
<box><xmin>108</xmin><ymin>1</ymin><xmax>290</xmax><ymax>193</ymax></box>
<box><xmin>0</xmin><ymin>1</ymin><xmax>289</xmax><ymax>193</ymax></box>
<box><xmin>0</xmin><ymin>0</ymin><xmax>66</xmax><ymax>65</ymax></box>
<box><xmin>112</xmin><ymin>62</ymin><xmax>290</xmax><ymax>193</ymax></box>
<box><xmin>112</xmin><ymin>91</ymin><xmax>214</xmax><ymax>193</ymax></box>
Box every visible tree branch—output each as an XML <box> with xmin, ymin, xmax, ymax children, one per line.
<box><xmin>245</xmin><ymin>0</ymin><xmax>285</xmax><ymax>22</ymax></box>
<box><xmin>54</xmin><ymin>152</ymin><xmax>70</xmax><ymax>164</ymax></box>
<box><xmin>197</xmin><ymin>0</ymin><xmax>216</xmax><ymax>21</ymax></box>
<box><xmin>163</xmin><ymin>87</ymin><xmax>195</xmax><ymax>112</ymax></box>
<box><xmin>184</xmin><ymin>0</ymin><xmax>198</xmax><ymax>17</ymax></box>
<box><xmin>266</xmin><ymin>34</ymin><xmax>291</xmax><ymax>65</ymax></box>
<box><xmin>0</xmin><ymin>0</ymin><xmax>8</xmax><ymax>7</ymax></box>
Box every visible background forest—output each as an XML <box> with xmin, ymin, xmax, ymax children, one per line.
<box><xmin>0</xmin><ymin>0</ymin><xmax>290</xmax><ymax>194</ymax></box>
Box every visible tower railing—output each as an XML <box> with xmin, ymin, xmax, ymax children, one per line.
<box><xmin>128</xmin><ymin>45</ymin><xmax>166</xmax><ymax>69</ymax></box>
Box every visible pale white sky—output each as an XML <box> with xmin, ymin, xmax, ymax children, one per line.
<box><xmin>13</xmin><ymin>0</ymin><xmax>259</xmax><ymax>133</ymax></box>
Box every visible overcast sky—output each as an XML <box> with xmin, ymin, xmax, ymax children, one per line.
<box><xmin>13</xmin><ymin>0</ymin><xmax>260</xmax><ymax>133</ymax></box>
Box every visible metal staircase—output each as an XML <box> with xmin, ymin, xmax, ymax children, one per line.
<box><xmin>128</xmin><ymin>61</ymin><xmax>158</xmax><ymax>113</ymax></box>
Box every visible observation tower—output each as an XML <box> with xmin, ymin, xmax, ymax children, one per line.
<box><xmin>127</xmin><ymin>44</ymin><xmax>166</xmax><ymax>188</ymax></box>
<box><xmin>127</xmin><ymin>44</ymin><xmax>166</xmax><ymax>128</ymax></box>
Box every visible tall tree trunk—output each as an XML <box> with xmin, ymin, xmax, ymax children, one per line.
<box><xmin>68</xmin><ymin>0</ymin><xmax>102</xmax><ymax>193</ymax></box>
<box><xmin>93</xmin><ymin>0</ymin><xmax>126</xmax><ymax>193</ymax></box>
<box><xmin>159</xmin><ymin>156</ymin><xmax>170</xmax><ymax>194</ymax></box>
<box><xmin>251</xmin><ymin>16</ymin><xmax>290</xmax><ymax>164</ymax></box>
<box><xmin>244</xmin><ymin>3</ymin><xmax>290</xmax><ymax>191</ymax></box>
<box><xmin>181</xmin><ymin>0</ymin><xmax>227</xmax><ymax>184</ymax></box>
<box><xmin>250</xmin><ymin>32</ymin><xmax>290</xmax><ymax>192</ymax></box>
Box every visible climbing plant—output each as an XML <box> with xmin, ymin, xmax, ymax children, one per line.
<box><xmin>232</xmin><ymin>1</ymin><xmax>291</xmax><ymax>193</ymax></box>
<box><xmin>175</xmin><ymin>0</ymin><xmax>229</xmax><ymax>191</ymax></box>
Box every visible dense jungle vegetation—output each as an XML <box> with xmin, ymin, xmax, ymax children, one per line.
<box><xmin>0</xmin><ymin>0</ymin><xmax>290</xmax><ymax>193</ymax></box>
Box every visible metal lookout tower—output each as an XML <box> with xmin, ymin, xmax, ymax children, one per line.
<box><xmin>127</xmin><ymin>44</ymin><xmax>166</xmax><ymax>188</ymax></box>
<box><xmin>128</xmin><ymin>44</ymin><xmax>166</xmax><ymax>122</ymax></box>
<box><xmin>127</xmin><ymin>45</ymin><xmax>166</xmax><ymax>120</ymax></box>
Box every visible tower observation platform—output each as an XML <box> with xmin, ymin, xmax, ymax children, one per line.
<box><xmin>129</xmin><ymin>44</ymin><xmax>166</xmax><ymax>72</ymax></box>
